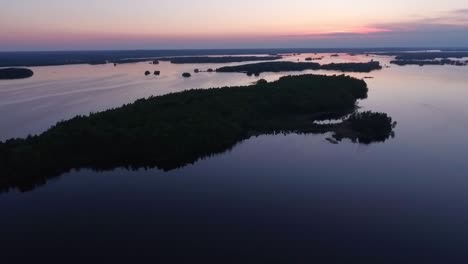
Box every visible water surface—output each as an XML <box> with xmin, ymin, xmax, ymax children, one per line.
<box><xmin>1</xmin><ymin>53</ymin><xmax>468</xmax><ymax>262</ymax></box>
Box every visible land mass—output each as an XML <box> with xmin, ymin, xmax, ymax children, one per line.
<box><xmin>0</xmin><ymin>68</ymin><xmax>34</xmax><ymax>80</ymax></box>
<box><xmin>216</xmin><ymin>61</ymin><xmax>382</xmax><ymax>74</ymax></box>
<box><xmin>0</xmin><ymin>74</ymin><xmax>395</xmax><ymax>192</ymax></box>
<box><xmin>157</xmin><ymin>56</ymin><xmax>282</xmax><ymax>64</ymax></box>
<box><xmin>109</xmin><ymin>56</ymin><xmax>283</xmax><ymax>65</ymax></box>
<box><xmin>0</xmin><ymin>48</ymin><xmax>454</xmax><ymax>67</ymax></box>
<box><xmin>390</xmin><ymin>59</ymin><xmax>467</xmax><ymax>66</ymax></box>
<box><xmin>378</xmin><ymin>51</ymin><xmax>468</xmax><ymax>60</ymax></box>
<box><xmin>376</xmin><ymin>51</ymin><xmax>468</xmax><ymax>66</ymax></box>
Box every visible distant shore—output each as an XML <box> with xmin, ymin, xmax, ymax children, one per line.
<box><xmin>216</xmin><ymin>61</ymin><xmax>383</xmax><ymax>74</ymax></box>
<box><xmin>1</xmin><ymin>48</ymin><xmax>467</xmax><ymax>67</ymax></box>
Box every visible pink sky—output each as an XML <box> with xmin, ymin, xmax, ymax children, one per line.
<box><xmin>1</xmin><ymin>0</ymin><xmax>468</xmax><ymax>50</ymax></box>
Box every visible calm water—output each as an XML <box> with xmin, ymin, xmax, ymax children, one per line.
<box><xmin>1</xmin><ymin>53</ymin><xmax>468</xmax><ymax>262</ymax></box>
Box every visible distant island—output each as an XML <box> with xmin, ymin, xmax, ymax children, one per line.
<box><xmin>377</xmin><ymin>51</ymin><xmax>468</xmax><ymax>66</ymax></box>
<box><xmin>0</xmin><ymin>68</ymin><xmax>34</xmax><ymax>80</ymax></box>
<box><xmin>157</xmin><ymin>56</ymin><xmax>282</xmax><ymax>64</ymax></box>
<box><xmin>216</xmin><ymin>61</ymin><xmax>382</xmax><ymax>74</ymax></box>
<box><xmin>378</xmin><ymin>51</ymin><xmax>468</xmax><ymax>60</ymax></box>
<box><xmin>111</xmin><ymin>55</ymin><xmax>283</xmax><ymax>65</ymax></box>
<box><xmin>0</xmin><ymin>48</ymin><xmax>450</xmax><ymax>67</ymax></box>
<box><xmin>0</xmin><ymin>74</ymin><xmax>395</xmax><ymax>192</ymax></box>
<box><xmin>390</xmin><ymin>58</ymin><xmax>467</xmax><ymax>66</ymax></box>
<box><xmin>305</xmin><ymin>57</ymin><xmax>324</xmax><ymax>61</ymax></box>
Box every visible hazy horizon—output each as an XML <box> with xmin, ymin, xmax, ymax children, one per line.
<box><xmin>2</xmin><ymin>0</ymin><xmax>468</xmax><ymax>51</ymax></box>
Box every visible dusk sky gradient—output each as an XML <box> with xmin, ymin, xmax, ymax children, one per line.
<box><xmin>1</xmin><ymin>0</ymin><xmax>468</xmax><ymax>51</ymax></box>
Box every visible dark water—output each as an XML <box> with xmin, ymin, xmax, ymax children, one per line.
<box><xmin>1</xmin><ymin>53</ymin><xmax>468</xmax><ymax>262</ymax></box>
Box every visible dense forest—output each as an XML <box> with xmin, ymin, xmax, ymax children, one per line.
<box><xmin>216</xmin><ymin>61</ymin><xmax>382</xmax><ymax>74</ymax></box>
<box><xmin>0</xmin><ymin>74</ymin><xmax>396</xmax><ymax>192</ymax></box>
<box><xmin>0</xmin><ymin>68</ymin><xmax>34</xmax><ymax>80</ymax></box>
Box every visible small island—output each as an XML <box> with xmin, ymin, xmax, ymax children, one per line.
<box><xmin>216</xmin><ymin>61</ymin><xmax>382</xmax><ymax>75</ymax></box>
<box><xmin>0</xmin><ymin>74</ymin><xmax>395</xmax><ymax>192</ymax></box>
<box><xmin>305</xmin><ymin>57</ymin><xmax>323</xmax><ymax>61</ymax></box>
<box><xmin>0</xmin><ymin>68</ymin><xmax>34</xmax><ymax>80</ymax></box>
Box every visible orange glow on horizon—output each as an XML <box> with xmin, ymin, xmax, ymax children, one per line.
<box><xmin>4</xmin><ymin>25</ymin><xmax>394</xmax><ymax>44</ymax></box>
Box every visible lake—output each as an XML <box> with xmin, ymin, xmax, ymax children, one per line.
<box><xmin>1</xmin><ymin>53</ymin><xmax>468</xmax><ymax>262</ymax></box>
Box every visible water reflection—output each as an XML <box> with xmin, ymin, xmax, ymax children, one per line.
<box><xmin>0</xmin><ymin>123</ymin><xmax>396</xmax><ymax>193</ymax></box>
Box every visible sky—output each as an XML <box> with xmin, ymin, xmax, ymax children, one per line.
<box><xmin>1</xmin><ymin>0</ymin><xmax>468</xmax><ymax>51</ymax></box>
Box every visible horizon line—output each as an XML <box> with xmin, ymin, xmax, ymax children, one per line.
<box><xmin>2</xmin><ymin>46</ymin><xmax>468</xmax><ymax>53</ymax></box>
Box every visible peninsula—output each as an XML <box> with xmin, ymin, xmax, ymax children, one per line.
<box><xmin>0</xmin><ymin>74</ymin><xmax>395</xmax><ymax>191</ymax></box>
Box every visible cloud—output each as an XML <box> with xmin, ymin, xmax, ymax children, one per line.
<box><xmin>371</xmin><ymin>9</ymin><xmax>468</xmax><ymax>32</ymax></box>
<box><xmin>271</xmin><ymin>9</ymin><xmax>468</xmax><ymax>49</ymax></box>
<box><xmin>453</xmin><ymin>9</ymin><xmax>468</xmax><ymax>14</ymax></box>
<box><xmin>282</xmin><ymin>9</ymin><xmax>468</xmax><ymax>39</ymax></box>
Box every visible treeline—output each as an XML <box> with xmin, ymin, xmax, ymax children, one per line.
<box><xmin>216</xmin><ymin>61</ymin><xmax>382</xmax><ymax>74</ymax></box>
<box><xmin>0</xmin><ymin>48</ymin><xmax>419</xmax><ymax>67</ymax></box>
<box><xmin>109</xmin><ymin>56</ymin><xmax>283</xmax><ymax>65</ymax></box>
<box><xmin>390</xmin><ymin>59</ymin><xmax>467</xmax><ymax>66</ymax></box>
<box><xmin>158</xmin><ymin>56</ymin><xmax>282</xmax><ymax>64</ymax></box>
<box><xmin>379</xmin><ymin>51</ymin><xmax>468</xmax><ymax>60</ymax></box>
<box><xmin>0</xmin><ymin>74</ymin><xmax>396</xmax><ymax>192</ymax></box>
<box><xmin>320</xmin><ymin>61</ymin><xmax>382</xmax><ymax>72</ymax></box>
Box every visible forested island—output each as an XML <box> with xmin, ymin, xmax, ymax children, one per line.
<box><xmin>0</xmin><ymin>68</ymin><xmax>34</xmax><ymax>80</ymax></box>
<box><xmin>111</xmin><ymin>56</ymin><xmax>283</xmax><ymax>65</ymax></box>
<box><xmin>157</xmin><ymin>56</ymin><xmax>282</xmax><ymax>64</ymax></box>
<box><xmin>216</xmin><ymin>61</ymin><xmax>382</xmax><ymax>74</ymax></box>
<box><xmin>390</xmin><ymin>59</ymin><xmax>467</xmax><ymax>66</ymax></box>
<box><xmin>0</xmin><ymin>74</ymin><xmax>395</xmax><ymax>192</ymax></box>
<box><xmin>305</xmin><ymin>57</ymin><xmax>324</xmax><ymax>61</ymax></box>
<box><xmin>379</xmin><ymin>51</ymin><xmax>468</xmax><ymax>60</ymax></box>
<box><xmin>376</xmin><ymin>51</ymin><xmax>468</xmax><ymax>66</ymax></box>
